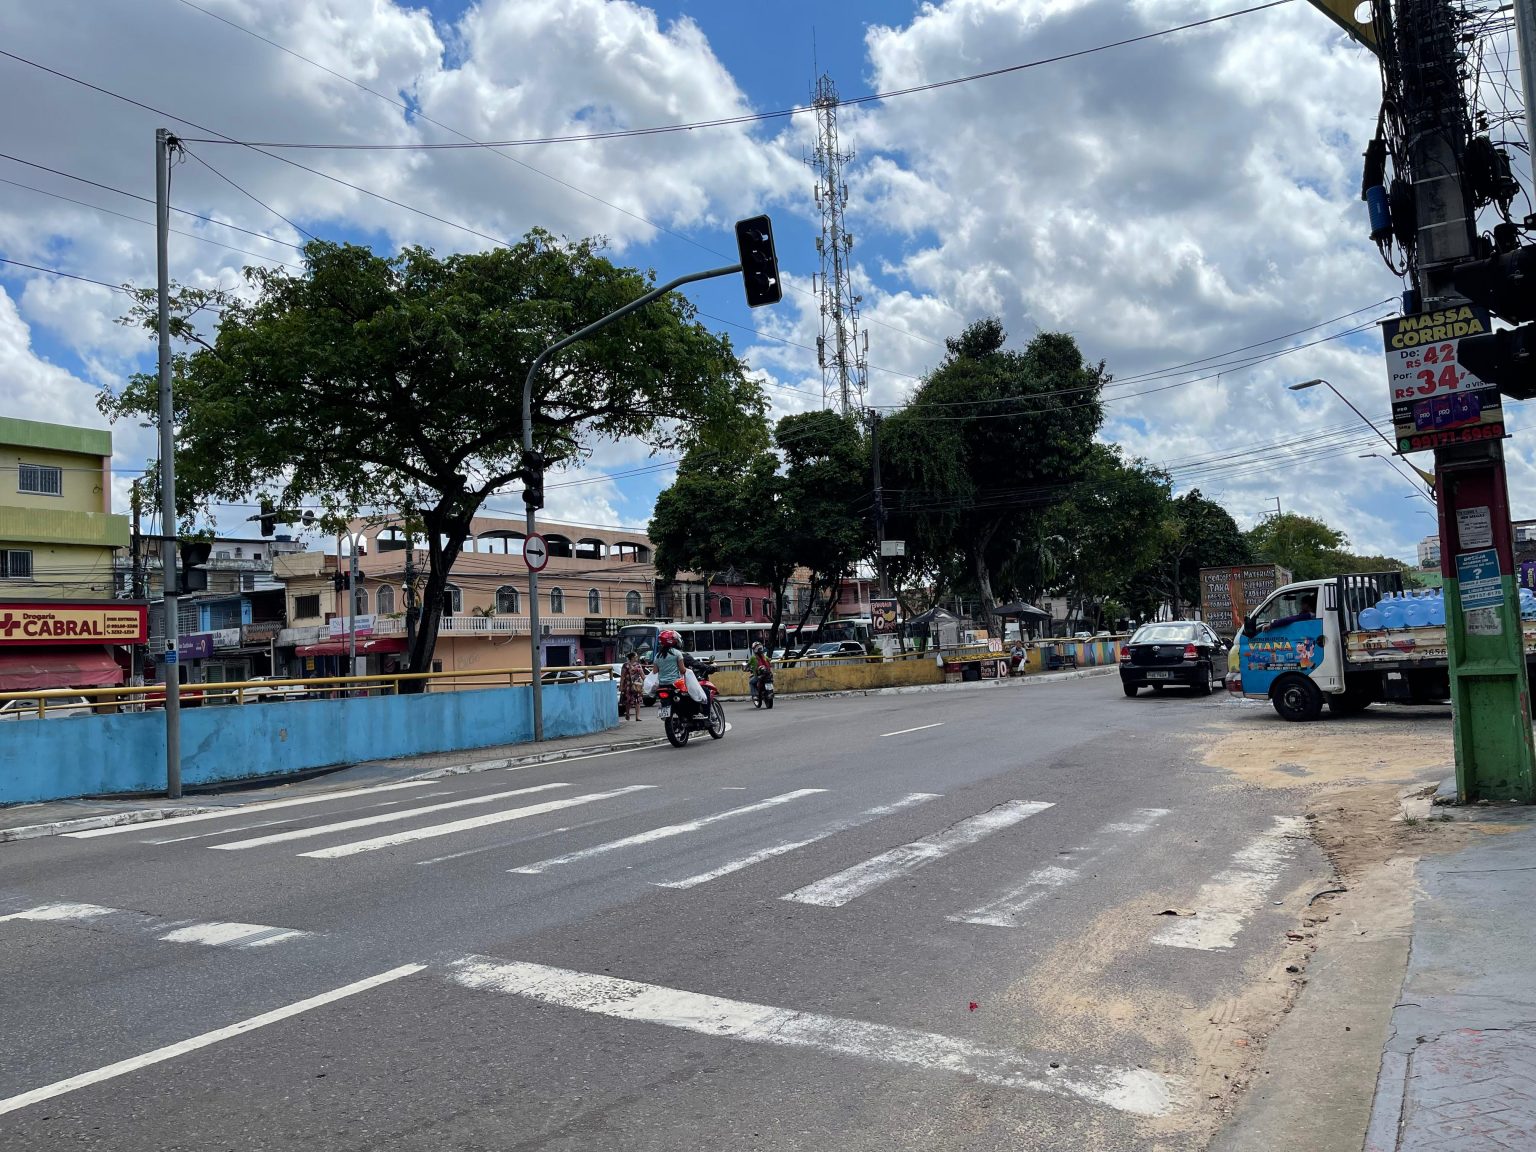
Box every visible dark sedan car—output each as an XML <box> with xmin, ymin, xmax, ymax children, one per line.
<box><xmin>1119</xmin><ymin>621</ymin><xmax>1226</xmax><ymax>697</ymax></box>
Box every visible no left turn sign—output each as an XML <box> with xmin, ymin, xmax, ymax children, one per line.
<box><xmin>523</xmin><ymin>533</ymin><xmax>550</xmax><ymax>572</ymax></box>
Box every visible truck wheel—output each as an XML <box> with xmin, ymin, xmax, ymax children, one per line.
<box><xmin>1271</xmin><ymin>675</ymin><xmax>1324</xmax><ymax>722</ymax></box>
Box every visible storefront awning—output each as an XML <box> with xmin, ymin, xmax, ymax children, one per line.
<box><xmin>296</xmin><ymin>641</ymin><xmax>348</xmax><ymax>657</ymax></box>
<box><xmin>359</xmin><ymin>637</ymin><xmax>407</xmax><ymax>654</ymax></box>
<box><xmin>296</xmin><ymin>637</ymin><xmax>407</xmax><ymax>657</ymax></box>
<box><xmin>0</xmin><ymin>646</ymin><xmax>125</xmax><ymax>691</ymax></box>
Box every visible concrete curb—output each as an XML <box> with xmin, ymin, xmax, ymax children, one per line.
<box><xmin>720</xmin><ymin>664</ymin><xmax>1117</xmax><ymax>703</ymax></box>
<box><xmin>0</xmin><ymin>805</ymin><xmax>221</xmax><ymax>843</ymax></box>
<box><xmin>401</xmin><ymin>734</ymin><xmax>666</xmax><ymax>781</ymax></box>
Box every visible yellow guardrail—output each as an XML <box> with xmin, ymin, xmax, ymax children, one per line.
<box><xmin>0</xmin><ymin>664</ymin><xmax>616</xmax><ymax>718</ymax></box>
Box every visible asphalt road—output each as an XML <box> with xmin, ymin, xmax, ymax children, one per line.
<box><xmin>0</xmin><ymin>676</ymin><xmax>1335</xmax><ymax>1150</ymax></box>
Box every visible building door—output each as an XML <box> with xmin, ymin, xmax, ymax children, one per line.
<box><xmin>546</xmin><ymin>644</ymin><xmax>573</xmax><ymax>669</ymax></box>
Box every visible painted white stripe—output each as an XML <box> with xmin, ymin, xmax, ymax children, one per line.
<box><xmin>0</xmin><ymin>964</ymin><xmax>424</xmax><ymax>1117</ymax></box>
<box><xmin>447</xmin><ymin>957</ymin><xmax>1177</xmax><ymax>1118</ymax></box>
<box><xmin>141</xmin><ymin>817</ymin><xmax>303</xmax><ymax>845</ymax></box>
<box><xmin>300</xmin><ymin>785</ymin><xmax>656</xmax><ymax>859</ymax></box>
<box><xmin>0</xmin><ymin>901</ymin><xmax>115</xmax><ymax>923</ymax></box>
<box><xmin>158</xmin><ymin>922</ymin><xmax>308</xmax><ymax>948</ymax></box>
<box><xmin>950</xmin><ymin>808</ymin><xmax>1169</xmax><ymax>928</ymax></box>
<box><xmin>1152</xmin><ymin>816</ymin><xmax>1308</xmax><ymax>951</ymax></box>
<box><xmin>656</xmin><ymin>793</ymin><xmax>940</xmax><ymax>890</ymax></box>
<box><xmin>509</xmin><ymin>789</ymin><xmax>827</xmax><ymax>875</ymax></box>
<box><xmin>880</xmin><ymin>722</ymin><xmax>944</xmax><ymax>737</ymax></box>
<box><xmin>210</xmin><ymin>783</ymin><xmax>571</xmax><ymax>850</ymax></box>
<box><xmin>782</xmin><ymin>800</ymin><xmax>1053</xmax><ymax>908</ymax></box>
<box><xmin>65</xmin><ymin>780</ymin><xmax>434</xmax><ymax>838</ymax></box>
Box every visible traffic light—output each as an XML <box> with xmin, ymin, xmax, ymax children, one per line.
<box><xmin>522</xmin><ymin>450</ymin><xmax>545</xmax><ymax>511</ymax></box>
<box><xmin>734</xmin><ymin>215</ymin><xmax>782</xmax><ymax>308</ymax></box>
<box><xmin>258</xmin><ymin>497</ymin><xmax>277</xmax><ymax>538</ymax></box>
<box><xmin>1452</xmin><ymin>245</ymin><xmax>1536</xmax><ymax>401</ymax></box>
<box><xmin>178</xmin><ymin>540</ymin><xmax>212</xmax><ymax>594</ymax></box>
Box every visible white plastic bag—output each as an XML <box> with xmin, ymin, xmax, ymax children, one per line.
<box><xmin>642</xmin><ymin>671</ymin><xmax>659</xmax><ymax>696</ymax></box>
<box><xmin>684</xmin><ymin>668</ymin><xmax>707</xmax><ymax>703</ymax></box>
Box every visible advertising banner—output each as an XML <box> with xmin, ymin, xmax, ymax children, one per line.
<box><xmin>871</xmin><ymin>598</ymin><xmax>900</xmax><ymax>635</ymax></box>
<box><xmin>0</xmin><ymin>602</ymin><xmax>147</xmax><ymax>645</ymax></box>
<box><xmin>1382</xmin><ymin>307</ymin><xmax>1505</xmax><ymax>454</ymax></box>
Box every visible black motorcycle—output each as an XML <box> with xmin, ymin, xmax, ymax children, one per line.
<box><xmin>751</xmin><ymin>669</ymin><xmax>775</xmax><ymax>709</ymax></box>
<box><xmin>655</xmin><ymin>659</ymin><xmax>726</xmax><ymax>748</ymax></box>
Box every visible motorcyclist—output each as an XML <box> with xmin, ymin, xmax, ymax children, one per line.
<box><xmin>747</xmin><ymin>642</ymin><xmax>773</xmax><ymax>702</ymax></box>
<box><xmin>654</xmin><ymin>629</ymin><xmax>687</xmax><ymax>691</ymax></box>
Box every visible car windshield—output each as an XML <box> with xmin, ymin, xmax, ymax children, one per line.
<box><xmin>1132</xmin><ymin>624</ymin><xmax>1198</xmax><ymax>644</ymax></box>
<box><xmin>813</xmin><ymin>643</ymin><xmax>841</xmax><ymax>654</ymax></box>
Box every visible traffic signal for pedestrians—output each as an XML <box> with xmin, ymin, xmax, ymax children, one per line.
<box><xmin>258</xmin><ymin>498</ymin><xmax>277</xmax><ymax>538</ymax></box>
<box><xmin>734</xmin><ymin>215</ymin><xmax>782</xmax><ymax>308</ymax></box>
<box><xmin>522</xmin><ymin>450</ymin><xmax>546</xmax><ymax>511</ymax></box>
<box><xmin>178</xmin><ymin>540</ymin><xmax>212</xmax><ymax>593</ymax></box>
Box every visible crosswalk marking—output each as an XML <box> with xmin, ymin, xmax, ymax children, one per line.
<box><xmin>446</xmin><ymin>956</ymin><xmax>1178</xmax><ymax>1117</ymax></box>
<box><xmin>0</xmin><ymin>901</ymin><xmax>310</xmax><ymax>949</ymax></box>
<box><xmin>158</xmin><ymin>922</ymin><xmax>308</xmax><ymax>948</ymax></box>
<box><xmin>949</xmin><ymin>808</ymin><xmax>1169</xmax><ymax>928</ymax></box>
<box><xmin>0</xmin><ymin>901</ymin><xmax>115</xmax><ymax>924</ymax></box>
<box><xmin>1152</xmin><ymin>816</ymin><xmax>1307</xmax><ymax>951</ymax></box>
<box><xmin>299</xmin><ymin>785</ymin><xmax>657</xmax><ymax>859</ymax></box>
<box><xmin>210</xmin><ymin>783</ymin><xmax>571</xmax><ymax>851</ymax></box>
<box><xmin>64</xmin><ymin>780</ymin><xmax>435</xmax><ymax>838</ymax></box>
<box><xmin>782</xmin><ymin>799</ymin><xmax>1053</xmax><ymax>908</ymax></box>
<box><xmin>508</xmin><ymin>789</ymin><xmax>827</xmax><ymax>875</ymax></box>
<box><xmin>655</xmin><ymin>793</ymin><xmax>940</xmax><ymax>890</ymax></box>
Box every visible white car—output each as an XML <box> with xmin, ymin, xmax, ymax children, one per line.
<box><xmin>0</xmin><ymin>694</ymin><xmax>93</xmax><ymax>720</ymax></box>
<box><xmin>240</xmin><ymin>676</ymin><xmax>313</xmax><ymax>703</ymax></box>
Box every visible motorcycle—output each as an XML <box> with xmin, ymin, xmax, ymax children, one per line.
<box><xmin>656</xmin><ymin>658</ymin><xmax>726</xmax><ymax>748</ymax></box>
<box><xmin>751</xmin><ymin>670</ymin><xmax>775</xmax><ymax>710</ymax></box>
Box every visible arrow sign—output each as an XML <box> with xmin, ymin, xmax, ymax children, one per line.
<box><xmin>523</xmin><ymin>533</ymin><xmax>550</xmax><ymax>573</ymax></box>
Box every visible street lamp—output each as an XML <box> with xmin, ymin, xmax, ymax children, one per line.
<box><xmin>1358</xmin><ymin>453</ymin><xmax>1437</xmax><ymax>503</ymax></box>
<box><xmin>1288</xmin><ymin>378</ymin><xmax>1399</xmax><ymax>455</ymax></box>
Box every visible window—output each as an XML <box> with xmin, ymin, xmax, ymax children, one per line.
<box><xmin>496</xmin><ymin>585</ymin><xmax>520</xmax><ymax>614</ymax></box>
<box><xmin>692</xmin><ymin>629</ymin><xmax>714</xmax><ymax>653</ymax></box>
<box><xmin>18</xmin><ymin>463</ymin><xmax>62</xmax><ymax>496</ymax></box>
<box><xmin>295</xmin><ymin>593</ymin><xmax>320</xmax><ymax>618</ymax></box>
<box><xmin>762</xmin><ymin>598</ymin><xmax>773</xmax><ymax>618</ymax></box>
<box><xmin>625</xmin><ymin>590</ymin><xmax>642</xmax><ymax>615</ymax></box>
<box><xmin>377</xmin><ymin>586</ymin><xmax>396</xmax><ymax>615</ymax></box>
<box><xmin>731</xmin><ymin>628</ymin><xmax>749</xmax><ymax>651</ymax></box>
<box><xmin>234</xmin><ymin>547</ymin><xmax>243</xmax><ymax>558</ymax></box>
<box><xmin>714</xmin><ymin>629</ymin><xmax>732</xmax><ymax>652</ymax></box>
<box><xmin>550</xmin><ymin>588</ymin><xmax>564</xmax><ymax>614</ymax></box>
<box><xmin>442</xmin><ymin>584</ymin><xmax>462</xmax><ymax>615</ymax></box>
<box><xmin>1252</xmin><ymin>589</ymin><xmax>1318</xmax><ymax>631</ymax></box>
<box><xmin>0</xmin><ymin>549</ymin><xmax>33</xmax><ymax>579</ymax></box>
<box><xmin>354</xmin><ymin>587</ymin><xmax>369</xmax><ymax>615</ymax></box>
<box><xmin>216</xmin><ymin>551</ymin><xmax>231</xmax><ymax>561</ymax></box>
<box><xmin>587</xmin><ymin>588</ymin><xmax>601</xmax><ymax>614</ymax></box>
<box><xmin>718</xmin><ymin>596</ymin><xmax>733</xmax><ymax>618</ymax></box>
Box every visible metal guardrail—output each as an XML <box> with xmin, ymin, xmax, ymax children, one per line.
<box><xmin>0</xmin><ymin>664</ymin><xmax>616</xmax><ymax>719</ymax></box>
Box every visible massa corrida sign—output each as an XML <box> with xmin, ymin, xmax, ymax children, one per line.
<box><xmin>1381</xmin><ymin>307</ymin><xmax>1505</xmax><ymax>454</ymax></box>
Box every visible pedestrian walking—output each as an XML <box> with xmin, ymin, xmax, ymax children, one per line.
<box><xmin>621</xmin><ymin>651</ymin><xmax>646</xmax><ymax>721</ymax></box>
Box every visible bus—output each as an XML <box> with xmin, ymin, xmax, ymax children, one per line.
<box><xmin>615</xmin><ymin>621</ymin><xmax>769</xmax><ymax>666</ymax></box>
<box><xmin>782</xmin><ymin>617</ymin><xmax>873</xmax><ymax>650</ymax></box>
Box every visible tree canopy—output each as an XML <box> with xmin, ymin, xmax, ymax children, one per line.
<box><xmin>104</xmin><ymin>233</ymin><xmax>765</xmax><ymax>680</ymax></box>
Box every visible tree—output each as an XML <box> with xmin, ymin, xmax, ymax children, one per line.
<box><xmin>1138</xmin><ymin>489</ymin><xmax>1252</xmax><ymax>618</ymax></box>
<box><xmin>882</xmin><ymin>320</ymin><xmax>1106</xmax><ymax>636</ymax></box>
<box><xmin>1245</xmin><ymin>513</ymin><xmax>1349</xmax><ymax>581</ymax></box>
<box><xmin>103</xmin><ymin>234</ymin><xmax>765</xmax><ymax>684</ymax></box>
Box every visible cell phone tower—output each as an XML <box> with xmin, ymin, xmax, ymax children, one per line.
<box><xmin>808</xmin><ymin>73</ymin><xmax>868</xmax><ymax>416</ymax></box>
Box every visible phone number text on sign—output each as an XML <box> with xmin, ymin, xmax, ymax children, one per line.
<box><xmin>1382</xmin><ymin>307</ymin><xmax>1501</xmax><ymax>454</ymax></box>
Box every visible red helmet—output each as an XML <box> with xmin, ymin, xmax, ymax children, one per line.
<box><xmin>658</xmin><ymin>629</ymin><xmax>681</xmax><ymax>650</ymax></box>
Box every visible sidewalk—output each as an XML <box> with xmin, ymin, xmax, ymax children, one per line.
<box><xmin>1365</xmin><ymin>807</ymin><xmax>1536</xmax><ymax>1151</ymax></box>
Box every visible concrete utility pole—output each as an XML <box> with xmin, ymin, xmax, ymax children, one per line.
<box><xmin>1397</xmin><ymin>0</ymin><xmax>1536</xmax><ymax>800</ymax></box>
<box><xmin>868</xmin><ymin>410</ymin><xmax>889</xmax><ymax>597</ymax></box>
<box><xmin>154</xmin><ymin>127</ymin><xmax>182</xmax><ymax>799</ymax></box>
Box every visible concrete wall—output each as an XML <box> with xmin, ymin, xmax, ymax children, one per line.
<box><xmin>712</xmin><ymin>658</ymin><xmax>945</xmax><ymax>696</ymax></box>
<box><xmin>0</xmin><ymin>680</ymin><xmax>618</xmax><ymax>805</ymax></box>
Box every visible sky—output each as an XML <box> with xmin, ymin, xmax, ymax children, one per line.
<box><xmin>1</xmin><ymin>0</ymin><xmax>1529</xmax><ymax>561</ymax></box>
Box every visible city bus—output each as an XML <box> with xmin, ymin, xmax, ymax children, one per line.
<box><xmin>615</xmin><ymin>621</ymin><xmax>770</xmax><ymax>665</ymax></box>
<box><xmin>781</xmin><ymin>617</ymin><xmax>873</xmax><ymax>650</ymax></box>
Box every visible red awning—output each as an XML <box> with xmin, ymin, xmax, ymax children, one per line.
<box><xmin>296</xmin><ymin>642</ymin><xmax>348</xmax><ymax>656</ymax></box>
<box><xmin>0</xmin><ymin>646</ymin><xmax>125</xmax><ymax>691</ymax></box>
<box><xmin>296</xmin><ymin>637</ymin><xmax>407</xmax><ymax>657</ymax></box>
<box><xmin>359</xmin><ymin>637</ymin><xmax>407</xmax><ymax>654</ymax></box>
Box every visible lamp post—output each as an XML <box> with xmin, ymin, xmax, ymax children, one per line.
<box><xmin>1288</xmin><ymin>378</ymin><xmax>1399</xmax><ymax>454</ymax></box>
<box><xmin>1357</xmin><ymin>453</ymin><xmax>1437</xmax><ymax>503</ymax></box>
<box><xmin>337</xmin><ymin>531</ymin><xmax>366</xmax><ymax>683</ymax></box>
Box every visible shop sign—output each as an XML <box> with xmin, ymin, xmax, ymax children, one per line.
<box><xmin>0</xmin><ymin>601</ymin><xmax>147</xmax><ymax>645</ymax></box>
<box><xmin>181</xmin><ymin>633</ymin><xmax>214</xmax><ymax>660</ymax></box>
<box><xmin>328</xmin><ymin>614</ymin><xmax>374</xmax><ymax>638</ymax></box>
<box><xmin>871</xmin><ymin>598</ymin><xmax>899</xmax><ymax>635</ymax></box>
<box><xmin>212</xmin><ymin>627</ymin><xmax>243</xmax><ymax>649</ymax></box>
<box><xmin>1382</xmin><ymin>307</ymin><xmax>1506</xmax><ymax>454</ymax></box>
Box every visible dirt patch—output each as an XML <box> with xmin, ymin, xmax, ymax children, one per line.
<box><xmin>1306</xmin><ymin>781</ymin><xmax>1516</xmax><ymax>880</ymax></box>
<box><xmin>1201</xmin><ymin>708</ymin><xmax>1452</xmax><ymax>791</ymax></box>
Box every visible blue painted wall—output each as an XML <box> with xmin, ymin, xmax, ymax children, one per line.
<box><xmin>0</xmin><ymin>681</ymin><xmax>618</xmax><ymax>806</ymax></box>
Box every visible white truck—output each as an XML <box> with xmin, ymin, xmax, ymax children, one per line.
<box><xmin>1232</xmin><ymin>570</ymin><xmax>1536</xmax><ymax>720</ymax></box>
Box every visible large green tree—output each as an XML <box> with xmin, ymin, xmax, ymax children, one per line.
<box><xmin>1245</xmin><ymin>513</ymin><xmax>1348</xmax><ymax>581</ymax></box>
<box><xmin>1134</xmin><ymin>489</ymin><xmax>1253</xmax><ymax>618</ymax></box>
<box><xmin>104</xmin><ymin>233</ymin><xmax>765</xmax><ymax>682</ymax></box>
<box><xmin>882</xmin><ymin>320</ymin><xmax>1106</xmax><ymax>636</ymax></box>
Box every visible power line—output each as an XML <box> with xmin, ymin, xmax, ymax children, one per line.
<box><xmin>182</xmin><ymin>1</ymin><xmax>1297</xmax><ymax>152</ymax></box>
<box><xmin>0</xmin><ymin>255</ymin><xmax>127</xmax><ymax>293</ymax></box>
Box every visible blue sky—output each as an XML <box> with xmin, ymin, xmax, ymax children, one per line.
<box><xmin>2</xmin><ymin>0</ymin><xmax>1526</xmax><ymax>560</ymax></box>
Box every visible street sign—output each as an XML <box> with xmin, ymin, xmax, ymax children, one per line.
<box><xmin>523</xmin><ymin>533</ymin><xmax>550</xmax><ymax>572</ymax></box>
<box><xmin>880</xmin><ymin>539</ymin><xmax>906</xmax><ymax>557</ymax></box>
<box><xmin>1455</xmin><ymin>548</ymin><xmax>1504</xmax><ymax>610</ymax></box>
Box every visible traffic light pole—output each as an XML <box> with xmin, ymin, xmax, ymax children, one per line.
<box><xmin>520</xmin><ymin>262</ymin><xmax>741</xmax><ymax>741</ymax></box>
<box><xmin>154</xmin><ymin>127</ymin><xmax>182</xmax><ymax>800</ymax></box>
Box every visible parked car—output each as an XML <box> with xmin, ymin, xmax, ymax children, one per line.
<box><xmin>1119</xmin><ymin>621</ymin><xmax>1226</xmax><ymax>697</ymax></box>
<box><xmin>803</xmin><ymin>641</ymin><xmax>868</xmax><ymax>660</ymax></box>
<box><xmin>0</xmin><ymin>694</ymin><xmax>93</xmax><ymax>720</ymax></box>
<box><xmin>240</xmin><ymin>676</ymin><xmax>315</xmax><ymax>703</ymax></box>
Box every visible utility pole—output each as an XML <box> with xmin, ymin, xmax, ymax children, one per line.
<box><xmin>1397</xmin><ymin>0</ymin><xmax>1536</xmax><ymax>801</ymax></box>
<box><xmin>868</xmin><ymin>410</ymin><xmax>889</xmax><ymax>597</ymax></box>
<box><xmin>403</xmin><ymin>542</ymin><xmax>417</xmax><ymax>661</ymax></box>
<box><xmin>129</xmin><ymin>479</ymin><xmax>145</xmax><ymax>686</ymax></box>
<box><xmin>154</xmin><ymin>127</ymin><xmax>182</xmax><ymax>800</ymax></box>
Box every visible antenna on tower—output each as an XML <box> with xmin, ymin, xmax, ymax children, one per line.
<box><xmin>805</xmin><ymin>72</ymin><xmax>868</xmax><ymax>417</ymax></box>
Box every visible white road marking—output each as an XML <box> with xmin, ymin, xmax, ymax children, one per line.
<box><xmin>65</xmin><ymin>780</ymin><xmax>434</xmax><ymax>838</ymax></box>
<box><xmin>446</xmin><ymin>957</ymin><xmax>1178</xmax><ymax>1118</ymax></box>
<box><xmin>782</xmin><ymin>800</ymin><xmax>1054</xmax><ymax>908</ymax></box>
<box><xmin>880</xmin><ymin>722</ymin><xmax>944</xmax><ymax>737</ymax></box>
<box><xmin>656</xmin><ymin>793</ymin><xmax>940</xmax><ymax>890</ymax></box>
<box><xmin>210</xmin><ymin>783</ymin><xmax>571</xmax><ymax>851</ymax></box>
<box><xmin>300</xmin><ymin>785</ymin><xmax>657</xmax><ymax>859</ymax></box>
<box><xmin>950</xmin><ymin>808</ymin><xmax>1170</xmax><ymax>928</ymax></box>
<box><xmin>142</xmin><ymin>817</ymin><xmax>305</xmax><ymax>844</ymax></box>
<box><xmin>158</xmin><ymin>921</ymin><xmax>308</xmax><ymax>948</ymax></box>
<box><xmin>1152</xmin><ymin>816</ymin><xmax>1309</xmax><ymax>951</ymax></box>
<box><xmin>509</xmin><ymin>789</ymin><xmax>827</xmax><ymax>875</ymax></box>
<box><xmin>0</xmin><ymin>964</ymin><xmax>425</xmax><ymax>1117</ymax></box>
<box><xmin>0</xmin><ymin>901</ymin><xmax>115</xmax><ymax>923</ymax></box>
